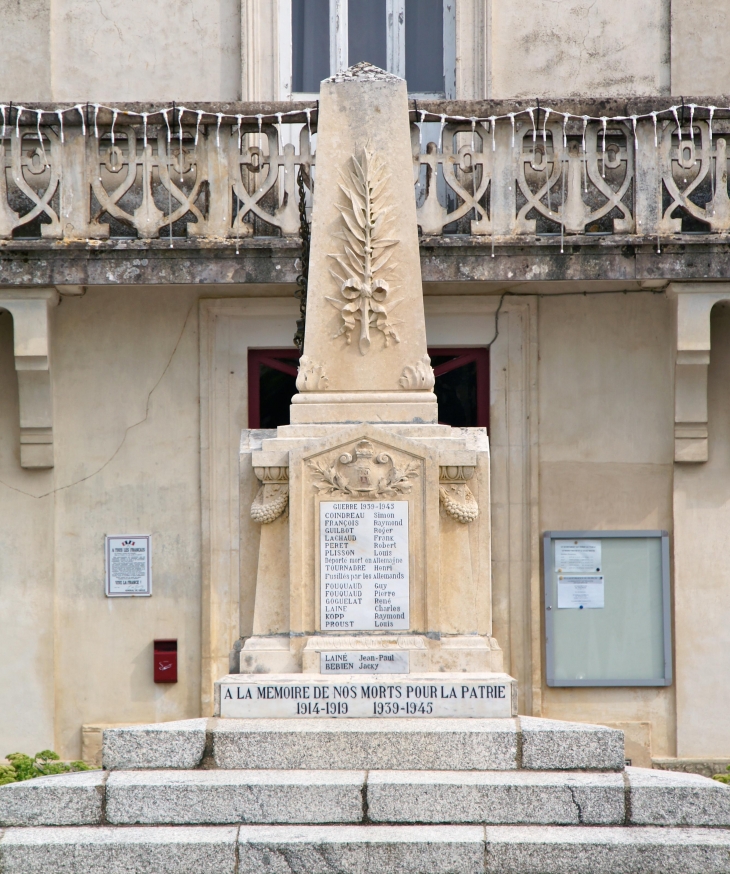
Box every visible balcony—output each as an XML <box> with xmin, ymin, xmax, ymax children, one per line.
<box><xmin>2</xmin><ymin>98</ymin><xmax>730</xmax><ymax>285</ymax></box>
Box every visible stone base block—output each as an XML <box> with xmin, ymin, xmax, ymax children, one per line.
<box><xmin>215</xmin><ymin>673</ymin><xmax>517</xmax><ymax>719</ymax></box>
<box><xmin>289</xmin><ymin>401</ymin><xmax>438</xmax><ymax>424</ymax></box>
<box><xmin>237</xmin><ymin>824</ymin><xmax>484</xmax><ymax>873</ymax></box>
<box><xmin>105</xmin><ymin>770</ymin><xmax>364</xmax><ymax>825</ymax></box>
<box><xmin>0</xmin><ymin>826</ymin><xmax>238</xmax><ymax>874</ymax></box>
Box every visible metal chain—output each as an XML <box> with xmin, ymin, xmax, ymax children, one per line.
<box><xmin>293</xmin><ymin>165</ymin><xmax>310</xmax><ymax>351</ymax></box>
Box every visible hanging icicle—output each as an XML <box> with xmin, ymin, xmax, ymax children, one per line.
<box><xmin>581</xmin><ymin>116</ymin><xmax>589</xmax><ymax>193</ymax></box>
<box><xmin>141</xmin><ymin>112</ymin><xmax>149</xmax><ymax>149</ymax></box>
<box><xmin>237</xmin><ymin>114</ymin><xmax>244</xmax><ymax>151</ymax></box>
<box><xmin>528</xmin><ymin>108</ymin><xmax>536</xmax><ymax>143</ymax></box>
<box><xmin>489</xmin><ymin>116</ymin><xmax>496</xmax><ymax>152</ymax></box>
<box><xmin>215</xmin><ymin>112</ymin><xmax>223</xmax><ymax>148</ymax></box>
<box><xmin>15</xmin><ymin>106</ymin><xmax>25</xmax><ymax>141</ymax></box>
<box><xmin>0</xmin><ymin>105</ymin><xmax>6</xmax><ymax>140</ymax></box>
<box><xmin>419</xmin><ymin>110</ymin><xmax>426</xmax><ymax>150</ymax></box>
<box><xmin>600</xmin><ymin>116</ymin><xmax>607</xmax><ymax>178</ymax></box>
<box><xmin>438</xmin><ymin>114</ymin><xmax>446</xmax><ymax>152</ymax></box>
<box><xmin>542</xmin><ymin>108</ymin><xmax>551</xmax><ymax>144</ymax></box>
<box><xmin>74</xmin><ymin>104</ymin><xmax>86</xmax><ymax>136</ymax></box>
<box><xmin>672</xmin><ymin>106</ymin><xmax>682</xmax><ymax>143</ymax></box>
<box><xmin>56</xmin><ymin>109</ymin><xmax>65</xmax><ymax>143</ymax></box>
<box><xmin>110</xmin><ymin>108</ymin><xmax>118</xmax><ymax>146</ymax></box>
<box><xmin>257</xmin><ymin>114</ymin><xmax>263</xmax><ymax>152</ymax></box>
<box><xmin>195</xmin><ymin>109</ymin><xmax>203</xmax><ymax>146</ymax></box>
<box><xmin>651</xmin><ymin>111</ymin><xmax>658</xmax><ymax>147</ymax></box>
<box><xmin>35</xmin><ymin>110</ymin><xmax>49</xmax><ymax>168</ymax></box>
<box><xmin>93</xmin><ymin>104</ymin><xmax>100</xmax><ymax>138</ymax></box>
<box><xmin>562</xmin><ymin>113</ymin><xmax>569</xmax><ymax>148</ymax></box>
<box><xmin>509</xmin><ymin>112</ymin><xmax>515</xmax><ymax>148</ymax></box>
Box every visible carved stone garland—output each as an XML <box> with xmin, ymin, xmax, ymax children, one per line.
<box><xmin>439</xmin><ymin>465</ymin><xmax>479</xmax><ymax>524</ymax></box>
<box><xmin>327</xmin><ymin>148</ymin><xmax>401</xmax><ymax>354</ymax></box>
<box><xmin>251</xmin><ymin>466</ymin><xmax>289</xmax><ymax>524</ymax></box>
<box><xmin>310</xmin><ymin>439</ymin><xmax>418</xmax><ymax>499</ymax></box>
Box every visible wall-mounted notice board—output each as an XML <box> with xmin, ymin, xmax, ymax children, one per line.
<box><xmin>544</xmin><ymin>531</ymin><xmax>671</xmax><ymax>687</ymax></box>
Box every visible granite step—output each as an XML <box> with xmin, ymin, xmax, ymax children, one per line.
<box><xmin>102</xmin><ymin>716</ymin><xmax>625</xmax><ymax>771</ymax></box>
<box><xmin>2</xmin><ymin>767</ymin><xmax>729</xmax><ymax>828</ymax></box>
<box><xmin>2</xmin><ymin>824</ymin><xmax>730</xmax><ymax>874</ymax></box>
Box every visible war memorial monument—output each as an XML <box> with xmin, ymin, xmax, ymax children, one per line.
<box><xmin>1</xmin><ymin>64</ymin><xmax>729</xmax><ymax>874</ymax></box>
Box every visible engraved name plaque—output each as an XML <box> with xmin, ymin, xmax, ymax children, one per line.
<box><xmin>320</xmin><ymin>501</ymin><xmax>409</xmax><ymax>631</ymax></box>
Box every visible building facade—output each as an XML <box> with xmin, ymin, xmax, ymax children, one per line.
<box><xmin>1</xmin><ymin>0</ymin><xmax>729</xmax><ymax>772</ymax></box>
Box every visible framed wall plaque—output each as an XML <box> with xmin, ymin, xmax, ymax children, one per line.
<box><xmin>544</xmin><ymin>530</ymin><xmax>671</xmax><ymax>687</ymax></box>
<box><xmin>105</xmin><ymin>535</ymin><xmax>151</xmax><ymax>597</ymax></box>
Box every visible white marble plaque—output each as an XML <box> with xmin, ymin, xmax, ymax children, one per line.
<box><xmin>320</xmin><ymin>651</ymin><xmax>410</xmax><ymax>674</ymax></box>
<box><xmin>219</xmin><ymin>674</ymin><xmax>515</xmax><ymax>718</ymax></box>
<box><xmin>320</xmin><ymin>501</ymin><xmax>409</xmax><ymax>631</ymax></box>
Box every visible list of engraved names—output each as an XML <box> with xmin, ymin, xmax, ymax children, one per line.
<box><xmin>320</xmin><ymin>501</ymin><xmax>409</xmax><ymax>631</ymax></box>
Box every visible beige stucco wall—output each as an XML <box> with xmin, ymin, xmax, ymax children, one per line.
<box><xmin>4</xmin><ymin>0</ymin><xmax>730</xmax><ymax>104</ymax></box>
<box><xmin>489</xmin><ymin>0</ymin><xmax>670</xmax><ymax>99</ymax></box>
<box><xmin>0</xmin><ymin>310</ymin><xmax>56</xmax><ymax>756</ymax></box>
<box><xmin>537</xmin><ymin>291</ymin><xmax>676</xmax><ymax>757</ymax></box>
<box><xmin>0</xmin><ymin>287</ymin><xmax>207</xmax><ymax>760</ymax></box>
<box><xmin>1</xmin><ymin>0</ymin><xmax>242</xmax><ymax>102</ymax></box>
<box><xmin>673</xmin><ymin>302</ymin><xmax>730</xmax><ymax>758</ymax></box>
<box><xmin>671</xmin><ymin>0</ymin><xmax>730</xmax><ymax>96</ymax></box>
<box><xmin>0</xmin><ymin>0</ymin><xmax>51</xmax><ymax>102</ymax></box>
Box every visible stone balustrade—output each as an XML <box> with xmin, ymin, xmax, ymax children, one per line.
<box><xmin>3</xmin><ymin>100</ymin><xmax>730</xmax><ymax>246</ymax></box>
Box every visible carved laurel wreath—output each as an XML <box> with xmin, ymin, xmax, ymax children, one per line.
<box><xmin>327</xmin><ymin>147</ymin><xmax>402</xmax><ymax>354</ymax></box>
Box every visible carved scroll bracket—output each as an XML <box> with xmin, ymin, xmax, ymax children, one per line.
<box><xmin>439</xmin><ymin>465</ymin><xmax>479</xmax><ymax>523</ymax></box>
<box><xmin>251</xmin><ymin>465</ymin><xmax>289</xmax><ymax>523</ymax></box>
<box><xmin>0</xmin><ymin>289</ymin><xmax>58</xmax><ymax>469</ymax></box>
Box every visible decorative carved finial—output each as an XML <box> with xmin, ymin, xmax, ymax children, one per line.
<box><xmin>399</xmin><ymin>354</ymin><xmax>435</xmax><ymax>390</ymax></box>
<box><xmin>296</xmin><ymin>355</ymin><xmax>328</xmax><ymax>391</ymax></box>
<box><xmin>327</xmin><ymin>147</ymin><xmax>402</xmax><ymax>354</ymax></box>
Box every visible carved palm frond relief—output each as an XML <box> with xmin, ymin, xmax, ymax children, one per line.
<box><xmin>327</xmin><ymin>147</ymin><xmax>401</xmax><ymax>354</ymax></box>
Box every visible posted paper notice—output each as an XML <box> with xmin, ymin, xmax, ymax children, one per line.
<box><xmin>557</xmin><ymin>574</ymin><xmax>604</xmax><ymax>609</ymax></box>
<box><xmin>555</xmin><ymin>539</ymin><xmax>602</xmax><ymax>574</ymax></box>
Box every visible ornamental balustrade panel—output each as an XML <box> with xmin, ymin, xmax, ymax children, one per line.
<box><xmin>3</xmin><ymin>111</ymin><xmax>730</xmax><ymax>242</ymax></box>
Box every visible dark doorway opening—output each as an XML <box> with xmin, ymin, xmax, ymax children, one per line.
<box><xmin>248</xmin><ymin>346</ymin><xmax>489</xmax><ymax>431</ymax></box>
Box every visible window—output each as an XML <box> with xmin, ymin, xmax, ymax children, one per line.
<box><xmin>289</xmin><ymin>0</ymin><xmax>455</xmax><ymax>97</ymax></box>
<box><xmin>249</xmin><ymin>346</ymin><xmax>489</xmax><ymax>430</ymax></box>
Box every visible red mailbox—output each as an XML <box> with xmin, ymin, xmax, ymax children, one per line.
<box><xmin>153</xmin><ymin>639</ymin><xmax>178</xmax><ymax>683</ymax></box>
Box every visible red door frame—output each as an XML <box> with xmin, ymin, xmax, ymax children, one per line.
<box><xmin>247</xmin><ymin>346</ymin><xmax>489</xmax><ymax>430</ymax></box>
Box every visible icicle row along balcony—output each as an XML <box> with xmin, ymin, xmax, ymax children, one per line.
<box><xmin>2</xmin><ymin>100</ymin><xmax>730</xmax><ymax>245</ymax></box>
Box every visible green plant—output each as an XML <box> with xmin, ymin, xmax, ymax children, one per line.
<box><xmin>713</xmin><ymin>765</ymin><xmax>730</xmax><ymax>785</ymax></box>
<box><xmin>0</xmin><ymin>750</ymin><xmax>90</xmax><ymax>785</ymax></box>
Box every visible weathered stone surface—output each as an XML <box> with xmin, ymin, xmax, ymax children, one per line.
<box><xmin>106</xmin><ymin>770</ymin><xmax>365</xmax><ymax>824</ymax></box>
<box><xmin>102</xmin><ymin>719</ymin><xmax>208</xmax><ymax>770</ymax></box>
<box><xmin>0</xmin><ymin>826</ymin><xmax>238</xmax><ymax>874</ymax></box>
<box><xmin>484</xmin><ymin>825</ymin><xmax>730</xmax><ymax>873</ymax></box>
<box><xmin>520</xmin><ymin>717</ymin><xmax>625</xmax><ymax>771</ymax></box>
<box><xmin>367</xmin><ymin>770</ymin><xmax>624</xmax><ymax>824</ymax></box>
<box><xmin>212</xmin><ymin>718</ymin><xmax>519</xmax><ymax>771</ymax></box>
<box><xmin>627</xmin><ymin>766</ymin><xmax>730</xmax><ymax>827</ymax></box>
<box><xmin>0</xmin><ymin>771</ymin><xmax>104</xmax><ymax>827</ymax></box>
<box><xmin>237</xmin><ymin>824</ymin><xmax>485</xmax><ymax>874</ymax></box>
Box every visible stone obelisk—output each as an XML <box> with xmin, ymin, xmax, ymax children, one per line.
<box><xmin>224</xmin><ymin>63</ymin><xmax>508</xmax><ymax>715</ymax></box>
<box><xmin>292</xmin><ymin>63</ymin><xmax>438</xmax><ymax>424</ymax></box>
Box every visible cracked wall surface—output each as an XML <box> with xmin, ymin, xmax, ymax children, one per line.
<box><xmin>490</xmin><ymin>0</ymin><xmax>670</xmax><ymax>98</ymax></box>
<box><xmin>49</xmin><ymin>0</ymin><xmax>242</xmax><ymax>102</ymax></box>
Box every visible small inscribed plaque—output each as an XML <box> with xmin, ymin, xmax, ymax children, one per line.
<box><xmin>320</xmin><ymin>651</ymin><xmax>410</xmax><ymax>674</ymax></box>
<box><xmin>320</xmin><ymin>501</ymin><xmax>409</xmax><ymax>631</ymax></box>
<box><xmin>106</xmin><ymin>535</ymin><xmax>151</xmax><ymax>597</ymax></box>
<box><xmin>555</xmin><ymin>539</ymin><xmax>602</xmax><ymax>574</ymax></box>
<box><xmin>557</xmin><ymin>574</ymin><xmax>605</xmax><ymax>609</ymax></box>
